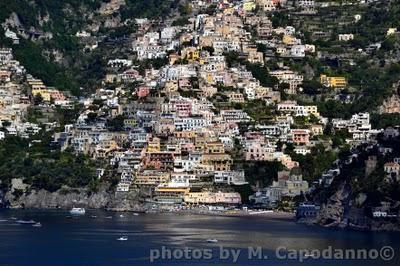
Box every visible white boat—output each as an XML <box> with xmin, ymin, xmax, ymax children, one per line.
<box><xmin>206</xmin><ymin>239</ymin><xmax>218</xmax><ymax>243</ymax></box>
<box><xmin>133</xmin><ymin>213</ymin><xmax>139</xmax><ymax>216</ymax></box>
<box><xmin>32</xmin><ymin>222</ymin><xmax>42</xmax><ymax>227</ymax></box>
<box><xmin>119</xmin><ymin>214</ymin><xmax>124</xmax><ymax>218</ymax></box>
<box><xmin>117</xmin><ymin>237</ymin><xmax>128</xmax><ymax>241</ymax></box>
<box><xmin>16</xmin><ymin>220</ymin><xmax>36</xmax><ymax>224</ymax></box>
<box><xmin>69</xmin><ymin>207</ymin><xmax>86</xmax><ymax>215</ymax></box>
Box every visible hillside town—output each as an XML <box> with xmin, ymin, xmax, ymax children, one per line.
<box><xmin>1</xmin><ymin>0</ymin><xmax>400</xmax><ymax>223</ymax></box>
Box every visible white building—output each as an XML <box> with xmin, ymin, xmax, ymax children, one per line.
<box><xmin>214</xmin><ymin>171</ymin><xmax>248</xmax><ymax>185</ymax></box>
<box><xmin>338</xmin><ymin>34</ymin><xmax>354</xmax><ymax>41</ymax></box>
<box><xmin>291</xmin><ymin>45</ymin><xmax>306</xmax><ymax>58</ymax></box>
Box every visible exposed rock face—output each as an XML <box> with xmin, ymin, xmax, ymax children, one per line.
<box><xmin>354</xmin><ymin>193</ymin><xmax>367</xmax><ymax>207</ymax></box>
<box><xmin>315</xmin><ymin>183</ymin><xmax>400</xmax><ymax>231</ymax></box>
<box><xmin>4</xmin><ymin>185</ymin><xmax>146</xmax><ymax>212</ymax></box>
<box><xmin>99</xmin><ymin>0</ymin><xmax>126</xmax><ymax>15</ymax></box>
<box><xmin>103</xmin><ymin>15</ymin><xmax>123</xmax><ymax>28</ymax></box>
<box><xmin>0</xmin><ymin>190</ymin><xmax>5</xmax><ymax>208</ymax></box>
<box><xmin>316</xmin><ymin>183</ymin><xmax>350</xmax><ymax>227</ymax></box>
<box><xmin>379</xmin><ymin>93</ymin><xmax>400</xmax><ymax>114</ymax></box>
<box><xmin>1</xmin><ymin>12</ymin><xmax>22</xmax><ymax>29</ymax></box>
<box><xmin>10</xmin><ymin>178</ymin><xmax>29</xmax><ymax>193</ymax></box>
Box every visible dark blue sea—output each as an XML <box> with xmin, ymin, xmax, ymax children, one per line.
<box><xmin>0</xmin><ymin>210</ymin><xmax>399</xmax><ymax>266</ymax></box>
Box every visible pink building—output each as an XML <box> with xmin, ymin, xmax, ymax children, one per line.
<box><xmin>0</xmin><ymin>70</ymin><xmax>11</xmax><ymax>81</ymax></box>
<box><xmin>181</xmin><ymin>143</ymin><xmax>195</xmax><ymax>153</ymax></box>
<box><xmin>215</xmin><ymin>192</ymin><xmax>242</xmax><ymax>204</ymax></box>
<box><xmin>291</xmin><ymin>129</ymin><xmax>310</xmax><ymax>145</ymax></box>
<box><xmin>178</xmin><ymin>78</ymin><xmax>191</xmax><ymax>90</ymax></box>
<box><xmin>245</xmin><ymin>132</ymin><xmax>265</xmax><ymax>142</ymax></box>
<box><xmin>170</xmin><ymin>98</ymin><xmax>192</xmax><ymax>117</ymax></box>
<box><xmin>137</xmin><ymin>86</ymin><xmax>150</xmax><ymax>98</ymax></box>
<box><xmin>49</xmin><ymin>90</ymin><xmax>66</xmax><ymax>101</ymax></box>
<box><xmin>245</xmin><ymin>142</ymin><xmax>272</xmax><ymax>161</ymax></box>
<box><xmin>121</xmin><ymin>69</ymin><xmax>140</xmax><ymax>82</ymax></box>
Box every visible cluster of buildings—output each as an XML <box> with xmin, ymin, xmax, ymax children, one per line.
<box><xmin>0</xmin><ymin>48</ymin><xmax>27</xmax><ymax>124</ymax></box>
<box><xmin>50</xmin><ymin>0</ymin><xmax>393</xmax><ymax>207</ymax></box>
<box><xmin>249</xmin><ymin>168</ymin><xmax>309</xmax><ymax>206</ymax></box>
<box><xmin>0</xmin><ymin>47</ymin><xmax>69</xmax><ymax>139</ymax></box>
<box><xmin>28</xmin><ymin>77</ymin><xmax>69</xmax><ymax>106</ymax></box>
<box><xmin>2</xmin><ymin>0</ymin><xmax>398</xmax><ymax>210</ymax></box>
<box><xmin>0</xmin><ymin>48</ymin><xmax>41</xmax><ymax>138</ymax></box>
<box><xmin>332</xmin><ymin>113</ymin><xmax>382</xmax><ymax>144</ymax></box>
<box><xmin>51</xmin><ymin>0</ymin><xmax>324</xmax><ymax>206</ymax></box>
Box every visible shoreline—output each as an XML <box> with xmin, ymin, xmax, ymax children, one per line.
<box><xmin>2</xmin><ymin>206</ymin><xmax>295</xmax><ymax>220</ymax></box>
<box><xmin>4</xmin><ymin>207</ymin><xmax>400</xmax><ymax>231</ymax></box>
<box><xmin>172</xmin><ymin>209</ymin><xmax>296</xmax><ymax>220</ymax></box>
<box><xmin>106</xmin><ymin>204</ymin><xmax>296</xmax><ymax>220</ymax></box>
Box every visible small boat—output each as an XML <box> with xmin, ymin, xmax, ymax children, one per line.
<box><xmin>133</xmin><ymin>213</ymin><xmax>139</xmax><ymax>216</ymax></box>
<box><xmin>16</xmin><ymin>220</ymin><xmax>36</xmax><ymax>224</ymax></box>
<box><xmin>69</xmin><ymin>208</ymin><xmax>86</xmax><ymax>215</ymax></box>
<box><xmin>91</xmin><ymin>215</ymin><xmax>97</xmax><ymax>218</ymax></box>
<box><xmin>10</xmin><ymin>217</ymin><xmax>17</xmax><ymax>220</ymax></box>
<box><xmin>117</xmin><ymin>237</ymin><xmax>128</xmax><ymax>241</ymax></box>
<box><xmin>32</xmin><ymin>222</ymin><xmax>42</xmax><ymax>228</ymax></box>
<box><xmin>119</xmin><ymin>214</ymin><xmax>124</xmax><ymax>218</ymax></box>
<box><xmin>105</xmin><ymin>216</ymin><xmax>113</xmax><ymax>219</ymax></box>
<box><xmin>0</xmin><ymin>219</ymin><xmax>7</xmax><ymax>222</ymax></box>
<box><xmin>206</xmin><ymin>239</ymin><xmax>218</xmax><ymax>243</ymax></box>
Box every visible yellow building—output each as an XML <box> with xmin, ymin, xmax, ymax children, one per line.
<box><xmin>202</xmin><ymin>153</ymin><xmax>232</xmax><ymax>171</ymax></box>
<box><xmin>205</xmin><ymin>141</ymin><xmax>225</xmax><ymax>154</ymax></box>
<box><xmin>124</xmin><ymin>118</ymin><xmax>137</xmax><ymax>128</ymax></box>
<box><xmin>147</xmin><ymin>137</ymin><xmax>161</xmax><ymax>152</ymax></box>
<box><xmin>304</xmin><ymin>105</ymin><xmax>320</xmax><ymax>117</ymax></box>
<box><xmin>32</xmin><ymin>88</ymin><xmax>51</xmax><ymax>102</ymax></box>
<box><xmin>174</xmin><ymin>131</ymin><xmax>197</xmax><ymax>139</ymax></box>
<box><xmin>154</xmin><ymin>187</ymin><xmax>190</xmax><ymax>203</ymax></box>
<box><xmin>243</xmin><ymin>1</ymin><xmax>256</xmax><ymax>11</ymax></box>
<box><xmin>282</xmin><ymin>35</ymin><xmax>296</xmax><ymax>45</ymax></box>
<box><xmin>105</xmin><ymin>74</ymin><xmax>119</xmax><ymax>83</ymax></box>
<box><xmin>387</xmin><ymin>28</ymin><xmax>397</xmax><ymax>36</ymax></box>
<box><xmin>223</xmin><ymin>7</ymin><xmax>235</xmax><ymax>15</ymax></box>
<box><xmin>164</xmin><ymin>80</ymin><xmax>179</xmax><ymax>93</ymax></box>
<box><xmin>135</xmin><ymin>171</ymin><xmax>170</xmax><ymax>186</ymax></box>
<box><xmin>204</xmin><ymin>72</ymin><xmax>215</xmax><ymax>84</ymax></box>
<box><xmin>181</xmin><ymin>47</ymin><xmax>200</xmax><ymax>62</ymax></box>
<box><xmin>320</xmin><ymin>74</ymin><xmax>347</xmax><ymax>88</ymax></box>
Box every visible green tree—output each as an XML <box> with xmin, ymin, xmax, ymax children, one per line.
<box><xmin>106</xmin><ymin>115</ymin><xmax>126</xmax><ymax>131</ymax></box>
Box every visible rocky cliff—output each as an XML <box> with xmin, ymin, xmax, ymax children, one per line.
<box><xmin>0</xmin><ymin>190</ymin><xmax>5</xmax><ymax>208</ymax></box>
<box><xmin>3</xmin><ymin>179</ymin><xmax>147</xmax><ymax>212</ymax></box>
<box><xmin>314</xmin><ymin>183</ymin><xmax>400</xmax><ymax>231</ymax></box>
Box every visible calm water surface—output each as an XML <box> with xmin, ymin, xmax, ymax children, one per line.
<box><xmin>0</xmin><ymin>210</ymin><xmax>399</xmax><ymax>266</ymax></box>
